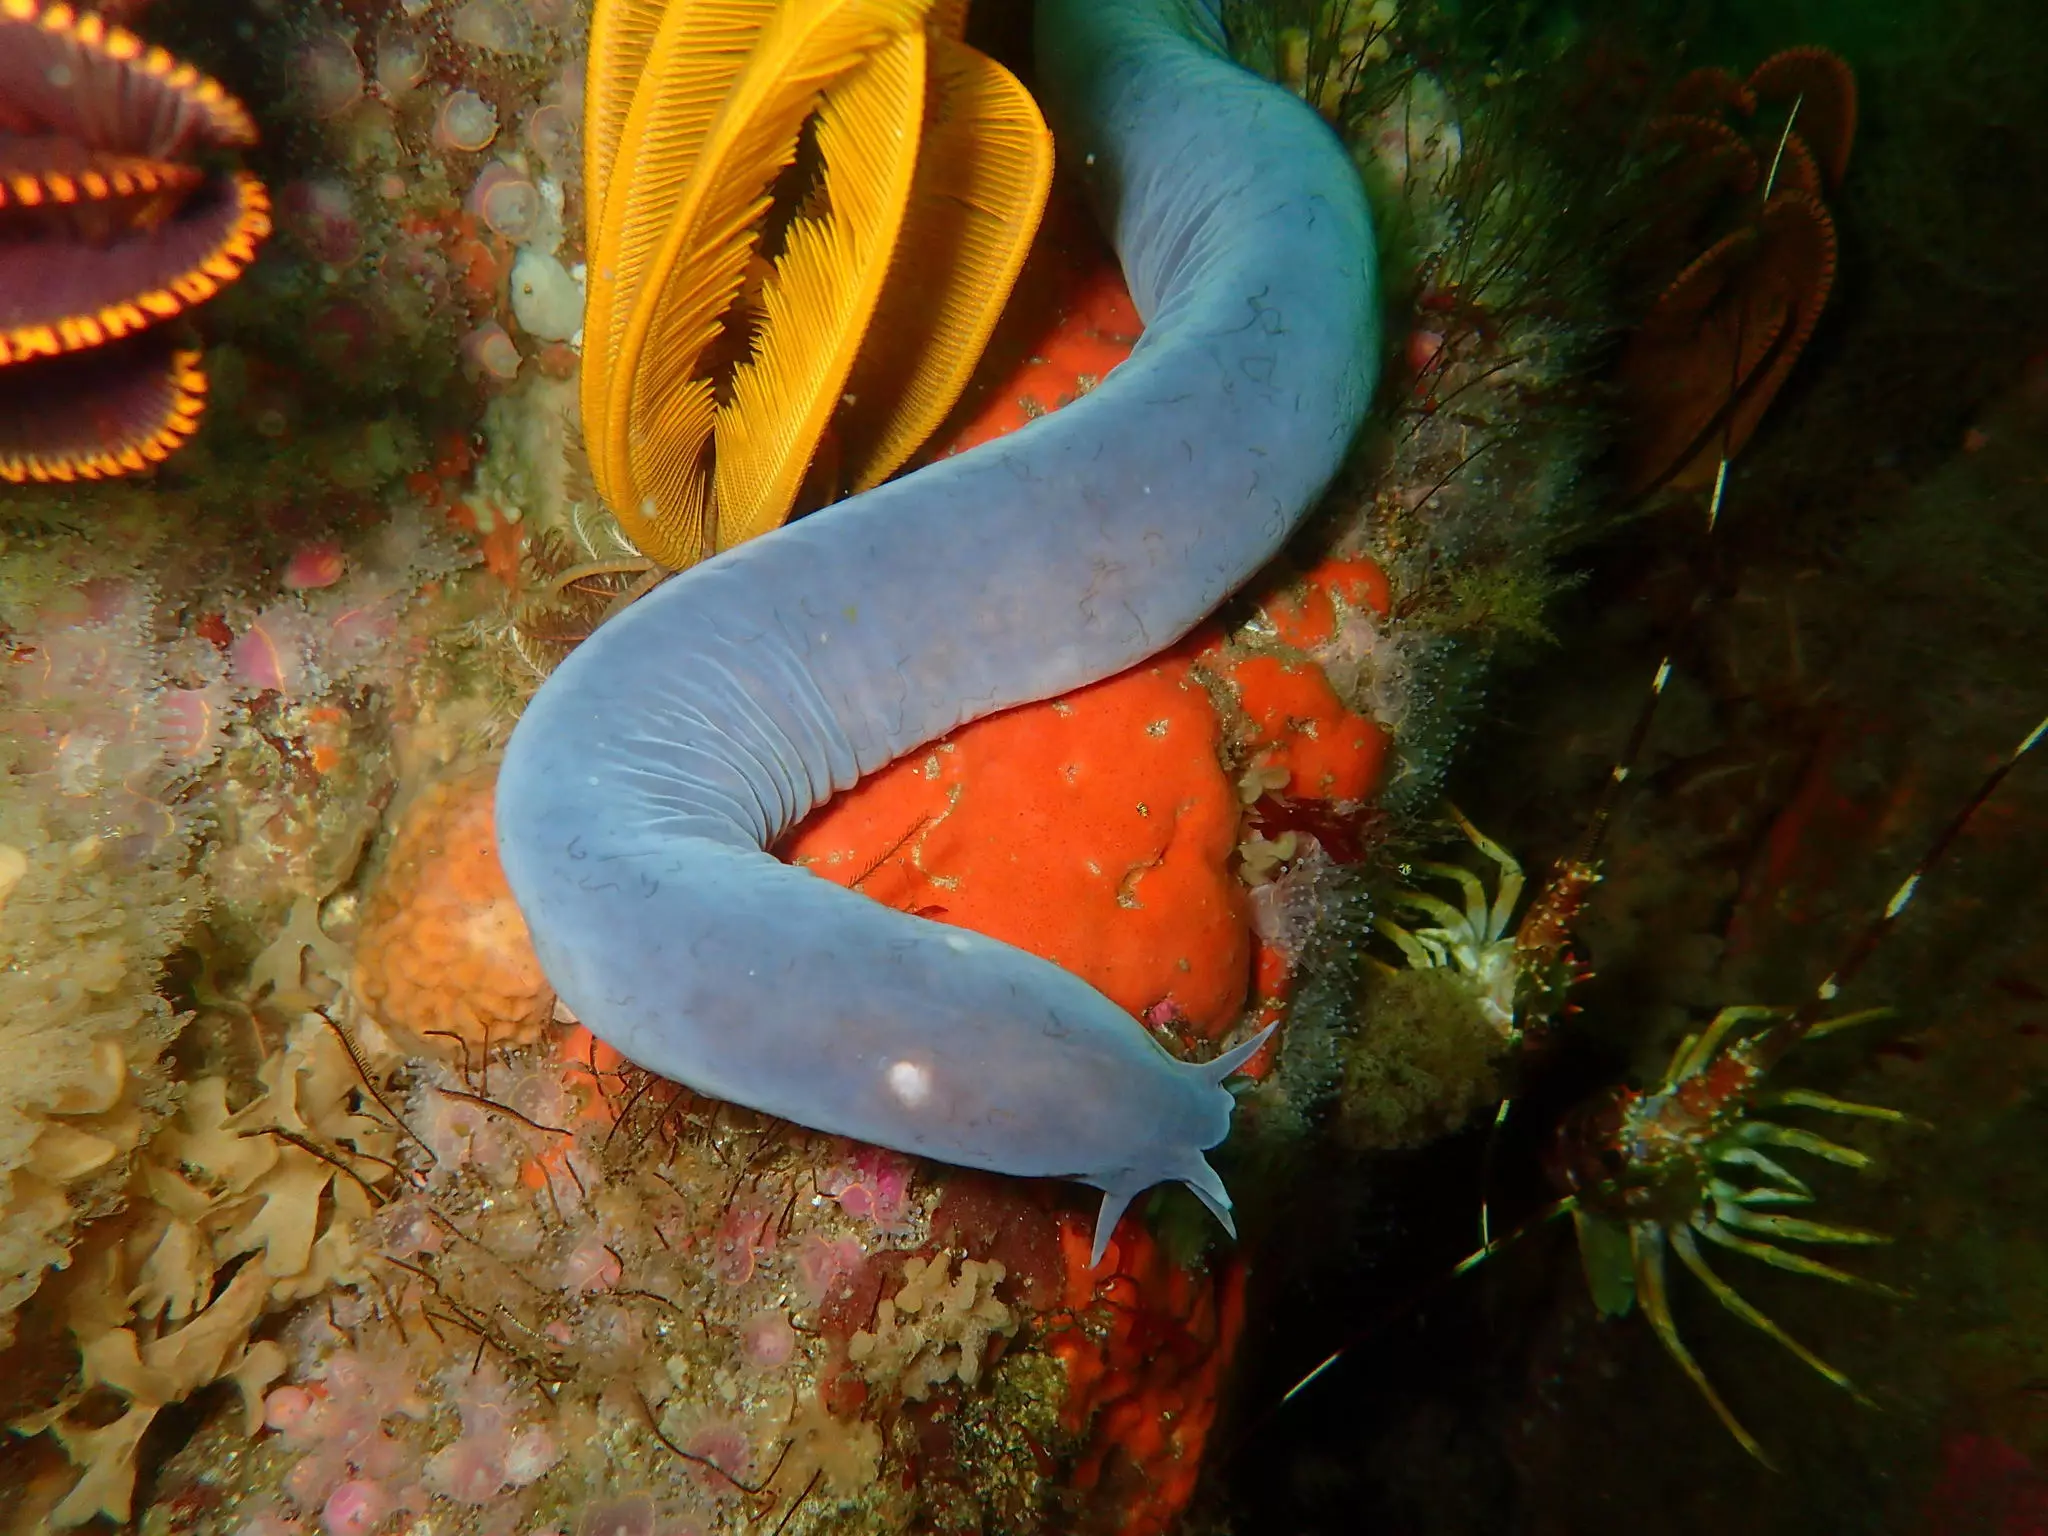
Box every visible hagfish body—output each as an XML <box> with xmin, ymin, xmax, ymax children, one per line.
<box><xmin>495</xmin><ymin>0</ymin><xmax>1380</xmax><ymax>1261</ymax></box>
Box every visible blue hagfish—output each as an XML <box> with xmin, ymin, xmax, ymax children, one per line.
<box><xmin>495</xmin><ymin>0</ymin><xmax>1381</xmax><ymax>1263</ymax></box>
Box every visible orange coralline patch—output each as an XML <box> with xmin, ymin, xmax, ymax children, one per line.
<box><xmin>1045</xmin><ymin>1214</ymin><xmax>1247</xmax><ymax>1536</ymax></box>
<box><xmin>352</xmin><ymin>769</ymin><xmax>554</xmax><ymax>1056</ymax></box>
<box><xmin>302</xmin><ymin>703</ymin><xmax>350</xmax><ymax>776</ymax></box>
<box><xmin>402</xmin><ymin>431</ymin><xmax>524</xmax><ymax>590</ymax></box>
<box><xmin>784</xmin><ymin>660</ymin><xmax>1251</xmax><ymax>1038</ymax></box>
<box><xmin>512</xmin><ymin>1025</ymin><xmax>620</xmax><ymax>1193</ymax></box>
<box><xmin>404</xmin><ymin>429</ymin><xmax>474</xmax><ymax>507</ymax></box>
<box><xmin>447</xmin><ymin>497</ymin><xmax>526</xmax><ymax>589</ymax></box>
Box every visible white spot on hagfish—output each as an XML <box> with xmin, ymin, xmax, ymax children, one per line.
<box><xmin>886</xmin><ymin>1058</ymin><xmax>933</xmax><ymax>1108</ymax></box>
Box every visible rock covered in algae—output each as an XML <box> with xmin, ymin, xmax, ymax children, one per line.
<box><xmin>0</xmin><ymin>537</ymin><xmax>200</xmax><ymax>1348</ymax></box>
<box><xmin>3</xmin><ymin>6</ymin><xmax>1634</xmax><ymax>1532</ymax></box>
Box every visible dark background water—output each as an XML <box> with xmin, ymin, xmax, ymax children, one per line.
<box><xmin>1216</xmin><ymin>1</ymin><xmax>2048</xmax><ymax>1531</ymax></box>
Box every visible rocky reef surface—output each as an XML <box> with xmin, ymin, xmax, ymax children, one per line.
<box><xmin>0</xmin><ymin>1</ymin><xmax>1663</xmax><ymax>1531</ymax></box>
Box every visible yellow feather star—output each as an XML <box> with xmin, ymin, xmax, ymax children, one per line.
<box><xmin>579</xmin><ymin>0</ymin><xmax>1053</xmax><ymax>570</ymax></box>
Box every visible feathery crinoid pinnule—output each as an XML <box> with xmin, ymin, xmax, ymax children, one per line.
<box><xmin>581</xmin><ymin>0</ymin><xmax>1053</xmax><ymax>569</ymax></box>
<box><xmin>0</xmin><ymin>0</ymin><xmax>271</xmax><ymax>484</ymax></box>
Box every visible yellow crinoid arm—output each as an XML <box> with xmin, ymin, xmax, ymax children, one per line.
<box><xmin>581</xmin><ymin>0</ymin><xmax>781</xmax><ymax>510</ymax></box>
<box><xmin>606</xmin><ymin>0</ymin><xmax>936</xmax><ymax>568</ymax></box>
<box><xmin>707</xmin><ymin>24</ymin><xmax>929</xmax><ymax>546</ymax></box>
<box><xmin>582</xmin><ymin>0</ymin><xmax>670</xmax><ymax>237</ymax></box>
<box><xmin>835</xmin><ymin>31</ymin><xmax>1053</xmax><ymax>493</ymax></box>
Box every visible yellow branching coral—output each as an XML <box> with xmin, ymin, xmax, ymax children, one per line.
<box><xmin>581</xmin><ymin>0</ymin><xmax>1052</xmax><ymax>568</ymax></box>
<box><xmin>848</xmin><ymin>1252</ymin><xmax>1014</xmax><ymax>1400</ymax></box>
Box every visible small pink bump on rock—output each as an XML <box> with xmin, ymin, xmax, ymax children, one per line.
<box><xmin>321</xmin><ymin>1479</ymin><xmax>388</xmax><ymax>1536</ymax></box>
<box><xmin>295</xmin><ymin>32</ymin><xmax>363</xmax><ymax>120</ymax></box>
<box><xmin>740</xmin><ymin>1310</ymin><xmax>796</xmax><ymax>1370</ymax></box>
<box><xmin>502</xmin><ymin>1423</ymin><xmax>561</xmax><ymax>1485</ymax></box>
<box><xmin>506</xmin><ymin>1064</ymin><xmax>574</xmax><ymax>1125</ymax></box>
<box><xmin>549</xmin><ymin>60</ymin><xmax>585</xmax><ymax>119</ymax></box>
<box><xmin>559</xmin><ymin>1234</ymin><xmax>622</xmax><ymax>1294</ymax></box>
<box><xmin>681</xmin><ymin>1422</ymin><xmax>754</xmax><ymax>1496</ymax></box>
<box><xmin>229</xmin><ymin>614</ymin><xmax>305</xmax><ymax>696</ymax></box>
<box><xmin>524</xmin><ymin>103</ymin><xmax>576</xmax><ymax>174</ymax></box>
<box><xmin>373</xmin><ymin>30</ymin><xmax>428</xmax><ymax>98</ymax></box>
<box><xmin>284</xmin><ymin>539</ymin><xmax>347</xmax><ymax>591</ymax></box>
<box><xmin>427</xmin><ymin>1437</ymin><xmax>509</xmax><ymax>1504</ymax></box>
<box><xmin>435</xmin><ymin>89</ymin><xmax>499</xmax><ymax>153</ymax></box>
<box><xmin>283</xmin><ymin>179</ymin><xmax>362</xmax><ymax>266</ymax></box>
<box><xmin>824</xmin><ymin>1146</ymin><xmax>915</xmax><ymax>1234</ymax></box>
<box><xmin>709</xmin><ymin>1201</ymin><xmax>773</xmax><ymax>1286</ymax></box>
<box><xmin>795</xmin><ymin>1233</ymin><xmax>864</xmax><ymax>1307</ymax></box>
<box><xmin>462</xmin><ymin>321</ymin><xmax>522</xmax><ymax>383</ymax></box>
<box><xmin>580</xmin><ymin>1299</ymin><xmax>642</xmax><ymax>1360</ymax></box>
<box><xmin>453</xmin><ymin>0</ymin><xmax>531</xmax><ymax>54</ymax></box>
<box><xmin>468</xmin><ymin>162</ymin><xmax>542</xmax><ymax>243</ymax></box>
<box><xmin>1406</xmin><ymin>328</ymin><xmax>1446</xmax><ymax>375</ymax></box>
<box><xmin>263</xmin><ymin>1384</ymin><xmax>315</xmax><ymax>1435</ymax></box>
<box><xmin>577</xmin><ymin>1495</ymin><xmax>656</xmax><ymax>1536</ymax></box>
<box><xmin>326</xmin><ymin>595</ymin><xmax>400</xmax><ymax>665</ymax></box>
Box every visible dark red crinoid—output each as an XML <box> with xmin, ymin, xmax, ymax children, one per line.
<box><xmin>0</xmin><ymin>0</ymin><xmax>270</xmax><ymax>483</ymax></box>
<box><xmin>1617</xmin><ymin>46</ymin><xmax>1856</xmax><ymax>497</ymax></box>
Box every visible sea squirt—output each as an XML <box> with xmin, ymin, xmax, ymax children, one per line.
<box><xmin>495</xmin><ymin>0</ymin><xmax>1380</xmax><ymax>1262</ymax></box>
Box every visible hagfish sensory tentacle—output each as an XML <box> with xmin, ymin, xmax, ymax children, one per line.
<box><xmin>495</xmin><ymin>0</ymin><xmax>1380</xmax><ymax>1262</ymax></box>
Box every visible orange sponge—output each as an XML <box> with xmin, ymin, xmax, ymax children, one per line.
<box><xmin>1219</xmin><ymin>653</ymin><xmax>1387</xmax><ymax>805</ymax></box>
<box><xmin>1045</xmin><ymin>1213</ymin><xmax>1247</xmax><ymax>1536</ymax></box>
<box><xmin>1257</xmin><ymin>554</ymin><xmax>1392</xmax><ymax>649</ymax></box>
<box><xmin>785</xmin><ymin>659</ymin><xmax>1250</xmax><ymax>1039</ymax></box>
<box><xmin>352</xmin><ymin>769</ymin><xmax>553</xmax><ymax>1055</ymax></box>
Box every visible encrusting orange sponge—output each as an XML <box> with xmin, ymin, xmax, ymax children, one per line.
<box><xmin>784</xmin><ymin>658</ymin><xmax>1251</xmax><ymax>1039</ymax></box>
<box><xmin>1220</xmin><ymin>652</ymin><xmax>1386</xmax><ymax>804</ymax></box>
<box><xmin>352</xmin><ymin>769</ymin><xmax>553</xmax><ymax>1055</ymax></box>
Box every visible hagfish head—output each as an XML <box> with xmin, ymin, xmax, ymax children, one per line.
<box><xmin>1082</xmin><ymin>1023</ymin><xmax>1275</xmax><ymax>1268</ymax></box>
